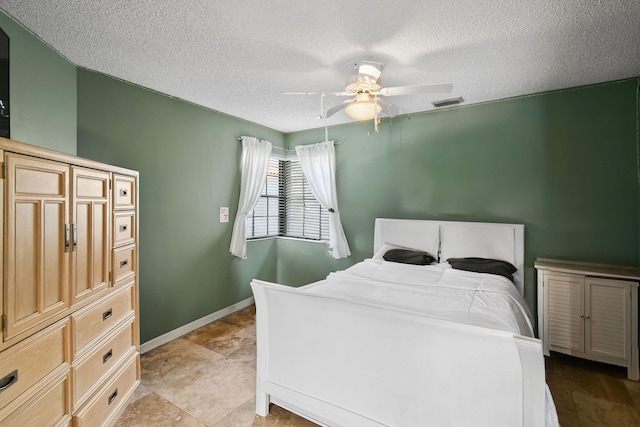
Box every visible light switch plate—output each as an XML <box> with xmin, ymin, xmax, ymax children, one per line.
<box><xmin>220</xmin><ymin>207</ymin><xmax>229</xmax><ymax>223</ymax></box>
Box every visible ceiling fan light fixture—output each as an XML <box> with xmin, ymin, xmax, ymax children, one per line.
<box><xmin>345</xmin><ymin>93</ymin><xmax>381</xmax><ymax>121</ymax></box>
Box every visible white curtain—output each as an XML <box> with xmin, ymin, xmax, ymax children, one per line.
<box><xmin>295</xmin><ymin>141</ymin><xmax>351</xmax><ymax>259</ymax></box>
<box><xmin>230</xmin><ymin>136</ymin><xmax>272</xmax><ymax>258</ymax></box>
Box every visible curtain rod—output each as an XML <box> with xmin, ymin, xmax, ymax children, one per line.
<box><xmin>236</xmin><ymin>138</ymin><xmax>293</xmax><ymax>152</ymax></box>
<box><xmin>238</xmin><ymin>136</ymin><xmax>342</xmax><ymax>152</ymax></box>
<box><xmin>236</xmin><ymin>137</ymin><xmax>341</xmax><ymax>150</ymax></box>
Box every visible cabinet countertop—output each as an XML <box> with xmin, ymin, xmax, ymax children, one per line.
<box><xmin>535</xmin><ymin>258</ymin><xmax>640</xmax><ymax>281</ymax></box>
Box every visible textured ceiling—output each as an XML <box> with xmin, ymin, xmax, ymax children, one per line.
<box><xmin>0</xmin><ymin>1</ymin><xmax>639</xmax><ymax>133</ymax></box>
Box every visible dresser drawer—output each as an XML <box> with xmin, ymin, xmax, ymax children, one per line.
<box><xmin>112</xmin><ymin>244</ymin><xmax>136</xmax><ymax>286</ymax></box>
<box><xmin>113</xmin><ymin>175</ymin><xmax>136</xmax><ymax>210</ymax></box>
<box><xmin>113</xmin><ymin>211</ymin><xmax>135</xmax><ymax>248</ymax></box>
<box><xmin>73</xmin><ymin>352</ymin><xmax>139</xmax><ymax>427</ymax></box>
<box><xmin>0</xmin><ymin>318</ymin><xmax>70</xmax><ymax>411</ymax></box>
<box><xmin>0</xmin><ymin>370</ymin><xmax>71</xmax><ymax>427</ymax></box>
<box><xmin>72</xmin><ymin>315</ymin><xmax>136</xmax><ymax>410</ymax></box>
<box><xmin>72</xmin><ymin>283</ymin><xmax>135</xmax><ymax>358</ymax></box>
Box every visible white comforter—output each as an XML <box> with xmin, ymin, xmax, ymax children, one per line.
<box><xmin>300</xmin><ymin>258</ymin><xmax>561</xmax><ymax>427</ymax></box>
<box><xmin>302</xmin><ymin>259</ymin><xmax>534</xmax><ymax>337</ymax></box>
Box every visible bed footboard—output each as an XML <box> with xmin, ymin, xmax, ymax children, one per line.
<box><xmin>251</xmin><ymin>279</ymin><xmax>546</xmax><ymax>427</ymax></box>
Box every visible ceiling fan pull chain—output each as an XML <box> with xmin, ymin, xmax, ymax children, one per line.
<box><xmin>321</xmin><ymin>93</ymin><xmax>329</xmax><ymax>142</ymax></box>
<box><xmin>374</xmin><ymin>96</ymin><xmax>379</xmax><ymax>133</ymax></box>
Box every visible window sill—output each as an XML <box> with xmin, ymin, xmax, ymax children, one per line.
<box><xmin>247</xmin><ymin>236</ymin><xmax>328</xmax><ymax>245</ymax></box>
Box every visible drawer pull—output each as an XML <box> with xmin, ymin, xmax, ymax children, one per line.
<box><xmin>119</xmin><ymin>224</ymin><xmax>128</xmax><ymax>232</ymax></box>
<box><xmin>103</xmin><ymin>308</ymin><xmax>113</xmax><ymax>321</ymax></box>
<box><xmin>0</xmin><ymin>370</ymin><xmax>18</xmax><ymax>393</ymax></box>
<box><xmin>119</xmin><ymin>189</ymin><xmax>128</xmax><ymax>197</ymax></box>
<box><xmin>108</xmin><ymin>388</ymin><xmax>118</xmax><ymax>405</ymax></box>
<box><xmin>120</xmin><ymin>259</ymin><xmax>129</xmax><ymax>268</ymax></box>
<box><xmin>103</xmin><ymin>349</ymin><xmax>113</xmax><ymax>364</ymax></box>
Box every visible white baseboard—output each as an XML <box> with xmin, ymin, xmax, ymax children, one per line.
<box><xmin>140</xmin><ymin>296</ymin><xmax>255</xmax><ymax>354</ymax></box>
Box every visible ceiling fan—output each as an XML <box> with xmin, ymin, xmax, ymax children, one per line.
<box><xmin>284</xmin><ymin>61</ymin><xmax>454</xmax><ymax>130</ymax></box>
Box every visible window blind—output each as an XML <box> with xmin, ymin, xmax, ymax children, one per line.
<box><xmin>247</xmin><ymin>157</ymin><xmax>329</xmax><ymax>241</ymax></box>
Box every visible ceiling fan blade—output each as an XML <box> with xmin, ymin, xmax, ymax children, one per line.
<box><xmin>377</xmin><ymin>98</ymin><xmax>401</xmax><ymax>118</ymax></box>
<box><xmin>316</xmin><ymin>99</ymin><xmax>351</xmax><ymax>119</ymax></box>
<box><xmin>281</xmin><ymin>91</ymin><xmax>350</xmax><ymax>96</ymax></box>
<box><xmin>281</xmin><ymin>91</ymin><xmax>322</xmax><ymax>95</ymax></box>
<box><xmin>379</xmin><ymin>82</ymin><xmax>453</xmax><ymax>97</ymax></box>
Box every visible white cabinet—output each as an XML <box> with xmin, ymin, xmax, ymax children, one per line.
<box><xmin>536</xmin><ymin>258</ymin><xmax>639</xmax><ymax>380</ymax></box>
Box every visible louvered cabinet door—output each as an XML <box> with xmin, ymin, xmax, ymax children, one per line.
<box><xmin>546</xmin><ymin>273</ymin><xmax>584</xmax><ymax>353</ymax></box>
<box><xmin>4</xmin><ymin>154</ymin><xmax>70</xmax><ymax>340</ymax></box>
<box><xmin>70</xmin><ymin>167</ymin><xmax>111</xmax><ymax>305</ymax></box>
<box><xmin>585</xmin><ymin>278</ymin><xmax>631</xmax><ymax>363</ymax></box>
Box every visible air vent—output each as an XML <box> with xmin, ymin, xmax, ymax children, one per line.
<box><xmin>432</xmin><ymin>97</ymin><xmax>464</xmax><ymax>108</ymax></box>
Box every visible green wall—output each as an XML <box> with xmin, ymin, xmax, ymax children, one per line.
<box><xmin>0</xmin><ymin>11</ymin><xmax>76</xmax><ymax>154</ymax></box>
<box><xmin>78</xmin><ymin>75</ymin><xmax>640</xmax><ymax>341</ymax></box>
<box><xmin>77</xmin><ymin>70</ymin><xmax>283</xmax><ymax>342</ymax></box>
<box><xmin>284</xmin><ymin>79</ymin><xmax>640</xmax><ymax>314</ymax></box>
<box><xmin>3</xmin><ymin>2</ymin><xmax>638</xmax><ymax>341</ymax></box>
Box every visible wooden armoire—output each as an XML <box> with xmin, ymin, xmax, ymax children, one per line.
<box><xmin>0</xmin><ymin>137</ymin><xmax>139</xmax><ymax>426</ymax></box>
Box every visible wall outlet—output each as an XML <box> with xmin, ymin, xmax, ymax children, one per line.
<box><xmin>220</xmin><ymin>207</ymin><xmax>229</xmax><ymax>223</ymax></box>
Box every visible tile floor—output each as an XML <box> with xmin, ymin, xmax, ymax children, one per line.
<box><xmin>115</xmin><ymin>305</ymin><xmax>314</xmax><ymax>426</ymax></box>
<box><xmin>116</xmin><ymin>305</ymin><xmax>640</xmax><ymax>426</ymax></box>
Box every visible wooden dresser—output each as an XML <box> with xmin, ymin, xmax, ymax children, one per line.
<box><xmin>536</xmin><ymin>258</ymin><xmax>639</xmax><ymax>380</ymax></box>
<box><xmin>0</xmin><ymin>138</ymin><xmax>140</xmax><ymax>426</ymax></box>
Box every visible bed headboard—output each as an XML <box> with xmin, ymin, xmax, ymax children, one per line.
<box><xmin>374</xmin><ymin>218</ymin><xmax>525</xmax><ymax>295</ymax></box>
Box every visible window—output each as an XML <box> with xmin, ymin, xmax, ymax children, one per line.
<box><xmin>246</xmin><ymin>157</ymin><xmax>329</xmax><ymax>241</ymax></box>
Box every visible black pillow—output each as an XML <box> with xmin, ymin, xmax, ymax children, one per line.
<box><xmin>383</xmin><ymin>249</ymin><xmax>436</xmax><ymax>266</ymax></box>
<box><xmin>447</xmin><ymin>257</ymin><xmax>517</xmax><ymax>282</ymax></box>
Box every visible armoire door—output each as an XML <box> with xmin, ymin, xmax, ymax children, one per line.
<box><xmin>4</xmin><ymin>153</ymin><xmax>70</xmax><ymax>339</ymax></box>
<box><xmin>71</xmin><ymin>167</ymin><xmax>111</xmax><ymax>305</ymax></box>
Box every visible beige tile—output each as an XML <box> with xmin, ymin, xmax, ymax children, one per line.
<box><xmin>222</xmin><ymin>306</ymin><xmax>256</xmax><ymax>328</ymax></box>
<box><xmin>226</xmin><ymin>340</ymin><xmax>257</xmax><ymax>366</ymax></box>
<box><xmin>184</xmin><ymin>320</ymin><xmax>244</xmax><ymax>347</ymax></box>
<box><xmin>157</xmin><ymin>357</ymin><xmax>256</xmax><ymax>426</ymax></box>
<box><xmin>140</xmin><ymin>337</ymin><xmax>225</xmax><ymax>392</ymax></box>
<box><xmin>129</xmin><ymin>381</ymin><xmax>154</xmax><ymax>403</ymax></box>
<box><xmin>115</xmin><ymin>392</ymin><xmax>207</xmax><ymax>427</ymax></box>
<box><xmin>213</xmin><ymin>398</ymin><xmax>317</xmax><ymax>427</ymax></box>
<box><xmin>201</xmin><ymin>324</ymin><xmax>256</xmax><ymax>357</ymax></box>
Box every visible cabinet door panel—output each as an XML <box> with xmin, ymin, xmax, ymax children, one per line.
<box><xmin>71</xmin><ymin>167</ymin><xmax>110</xmax><ymax>304</ymax></box>
<box><xmin>547</xmin><ymin>274</ymin><xmax>584</xmax><ymax>352</ymax></box>
<box><xmin>5</xmin><ymin>154</ymin><xmax>70</xmax><ymax>339</ymax></box>
<box><xmin>14</xmin><ymin>202</ymin><xmax>38</xmax><ymax>321</ymax></box>
<box><xmin>42</xmin><ymin>201</ymin><xmax>67</xmax><ymax>310</ymax></box>
<box><xmin>586</xmin><ymin>278</ymin><xmax>629</xmax><ymax>362</ymax></box>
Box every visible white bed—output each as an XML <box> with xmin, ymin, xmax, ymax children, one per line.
<box><xmin>250</xmin><ymin>218</ymin><xmax>559</xmax><ymax>426</ymax></box>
